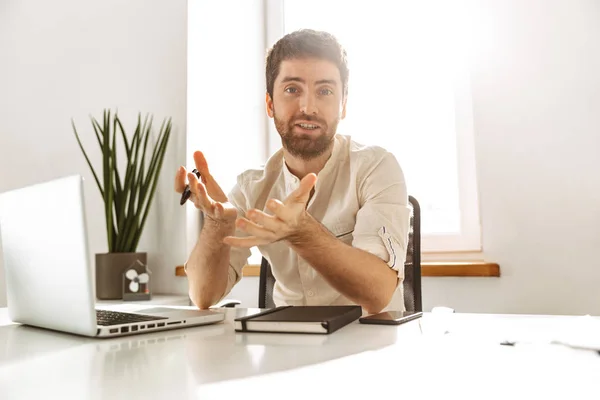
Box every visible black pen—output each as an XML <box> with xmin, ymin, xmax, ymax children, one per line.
<box><xmin>180</xmin><ymin>168</ymin><xmax>201</xmax><ymax>205</ymax></box>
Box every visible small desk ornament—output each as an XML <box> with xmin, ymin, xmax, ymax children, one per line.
<box><xmin>122</xmin><ymin>260</ymin><xmax>152</xmax><ymax>301</ymax></box>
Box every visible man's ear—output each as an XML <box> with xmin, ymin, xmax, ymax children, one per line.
<box><xmin>341</xmin><ymin>96</ymin><xmax>348</xmax><ymax>120</ymax></box>
<box><xmin>266</xmin><ymin>93</ymin><xmax>274</xmax><ymax>118</ymax></box>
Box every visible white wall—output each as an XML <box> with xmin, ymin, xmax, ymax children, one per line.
<box><xmin>186</xmin><ymin>0</ymin><xmax>267</xmax><ymax>263</ymax></box>
<box><xmin>0</xmin><ymin>0</ymin><xmax>189</xmax><ymax>307</ymax></box>
<box><xmin>423</xmin><ymin>0</ymin><xmax>600</xmax><ymax>315</ymax></box>
<box><xmin>2</xmin><ymin>0</ymin><xmax>599</xmax><ymax>316</ymax></box>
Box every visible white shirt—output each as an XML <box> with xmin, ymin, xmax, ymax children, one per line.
<box><xmin>224</xmin><ymin>134</ymin><xmax>411</xmax><ymax>311</ymax></box>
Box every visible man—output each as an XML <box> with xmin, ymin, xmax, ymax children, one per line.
<box><xmin>175</xmin><ymin>29</ymin><xmax>410</xmax><ymax>314</ymax></box>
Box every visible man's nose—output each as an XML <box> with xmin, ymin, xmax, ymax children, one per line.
<box><xmin>299</xmin><ymin>93</ymin><xmax>318</xmax><ymax>115</ymax></box>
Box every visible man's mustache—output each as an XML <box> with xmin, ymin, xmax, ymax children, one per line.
<box><xmin>291</xmin><ymin>114</ymin><xmax>327</xmax><ymax>126</ymax></box>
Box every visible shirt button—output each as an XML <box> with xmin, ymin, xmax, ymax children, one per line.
<box><xmin>307</xmin><ymin>290</ymin><xmax>314</xmax><ymax>297</ymax></box>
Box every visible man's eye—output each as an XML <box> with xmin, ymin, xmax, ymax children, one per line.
<box><xmin>285</xmin><ymin>87</ymin><xmax>298</xmax><ymax>94</ymax></box>
<box><xmin>319</xmin><ymin>88</ymin><xmax>333</xmax><ymax>96</ymax></box>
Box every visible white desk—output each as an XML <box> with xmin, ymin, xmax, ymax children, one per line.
<box><xmin>1</xmin><ymin>297</ymin><xmax>599</xmax><ymax>399</ymax></box>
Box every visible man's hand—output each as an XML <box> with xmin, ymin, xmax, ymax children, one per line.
<box><xmin>174</xmin><ymin>151</ymin><xmax>237</xmax><ymax>224</ymax></box>
<box><xmin>223</xmin><ymin>173</ymin><xmax>317</xmax><ymax>247</ymax></box>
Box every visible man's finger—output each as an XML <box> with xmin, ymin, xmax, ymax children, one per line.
<box><xmin>188</xmin><ymin>172</ymin><xmax>213</xmax><ymax>210</ymax></box>
<box><xmin>235</xmin><ymin>217</ymin><xmax>278</xmax><ymax>241</ymax></box>
<box><xmin>174</xmin><ymin>166</ymin><xmax>187</xmax><ymax>193</ymax></box>
<box><xmin>266</xmin><ymin>198</ymin><xmax>299</xmax><ymax>224</ymax></box>
<box><xmin>193</xmin><ymin>151</ymin><xmax>211</xmax><ymax>179</ymax></box>
<box><xmin>192</xmin><ymin>151</ymin><xmax>229</xmax><ymax>202</ymax></box>
<box><xmin>287</xmin><ymin>173</ymin><xmax>317</xmax><ymax>204</ymax></box>
<box><xmin>246</xmin><ymin>209</ymin><xmax>282</xmax><ymax>232</ymax></box>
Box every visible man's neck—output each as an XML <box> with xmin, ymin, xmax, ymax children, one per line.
<box><xmin>283</xmin><ymin>143</ymin><xmax>334</xmax><ymax>180</ymax></box>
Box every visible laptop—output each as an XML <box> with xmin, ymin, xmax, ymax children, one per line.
<box><xmin>0</xmin><ymin>175</ymin><xmax>224</xmax><ymax>337</ymax></box>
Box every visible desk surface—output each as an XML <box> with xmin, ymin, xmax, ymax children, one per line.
<box><xmin>1</xmin><ymin>297</ymin><xmax>599</xmax><ymax>399</ymax></box>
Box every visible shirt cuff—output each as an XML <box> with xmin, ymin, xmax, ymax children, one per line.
<box><xmin>377</xmin><ymin>226</ymin><xmax>399</xmax><ymax>269</ymax></box>
<box><xmin>352</xmin><ymin>226</ymin><xmax>406</xmax><ymax>278</ymax></box>
<box><xmin>377</xmin><ymin>226</ymin><xmax>406</xmax><ymax>280</ymax></box>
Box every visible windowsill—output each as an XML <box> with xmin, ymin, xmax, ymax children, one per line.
<box><xmin>175</xmin><ymin>261</ymin><xmax>499</xmax><ymax>278</ymax></box>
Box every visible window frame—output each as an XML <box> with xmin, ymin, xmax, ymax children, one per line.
<box><xmin>265</xmin><ymin>0</ymin><xmax>482</xmax><ymax>253</ymax></box>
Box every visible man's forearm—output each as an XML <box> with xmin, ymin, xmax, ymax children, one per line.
<box><xmin>288</xmin><ymin>216</ymin><xmax>398</xmax><ymax>314</ymax></box>
<box><xmin>186</xmin><ymin>217</ymin><xmax>235</xmax><ymax>309</ymax></box>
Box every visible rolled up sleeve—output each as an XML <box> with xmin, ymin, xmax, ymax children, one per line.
<box><xmin>351</xmin><ymin>152</ymin><xmax>411</xmax><ymax>279</ymax></box>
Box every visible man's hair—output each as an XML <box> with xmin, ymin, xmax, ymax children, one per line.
<box><xmin>265</xmin><ymin>29</ymin><xmax>349</xmax><ymax>99</ymax></box>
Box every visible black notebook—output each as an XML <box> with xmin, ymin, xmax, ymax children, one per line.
<box><xmin>234</xmin><ymin>305</ymin><xmax>362</xmax><ymax>334</ymax></box>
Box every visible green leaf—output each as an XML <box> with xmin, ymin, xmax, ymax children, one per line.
<box><xmin>102</xmin><ymin>109</ymin><xmax>116</xmax><ymax>252</ymax></box>
<box><xmin>72</xmin><ymin>119</ymin><xmax>104</xmax><ymax>198</ymax></box>
<box><xmin>121</xmin><ymin>114</ymin><xmax>150</xmax><ymax>251</ymax></box>
<box><xmin>133</xmin><ymin>118</ymin><xmax>172</xmax><ymax>249</ymax></box>
<box><xmin>114</xmin><ymin>113</ymin><xmax>142</xmax><ymax>251</ymax></box>
<box><xmin>90</xmin><ymin>117</ymin><xmax>104</xmax><ymax>149</ymax></box>
<box><xmin>114</xmin><ymin>114</ymin><xmax>131</xmax><ymax>157</ymax></box>
<box><xmin>73</xmin><ymin>109</ymin><xmax>172</xmax><ymax>253</ymax></box>
<box><xmin>112</xmin><ymin>115</ymin><xmax>123</xmax><ymax>208</ymax></box>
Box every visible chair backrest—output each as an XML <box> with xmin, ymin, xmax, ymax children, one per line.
<box><xmin>258</xmin><ymin>256</ymin><xmax>277</xmax><ymax>309</ymax></box>
<box><xmin>404</xmin><ymin>195</ymin><xmax>422</xmax><ymax>312</ymax></box>
<box><xmin>258</xmin><ymin>195</ymin><xmax>422</xmax><ymax>311</ymax></box>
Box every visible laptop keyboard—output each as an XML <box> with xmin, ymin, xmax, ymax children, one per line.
<box><xmin>96</xmin><ymin>309</ymin><xmax>168</xmax><ymax>326</ymax></box>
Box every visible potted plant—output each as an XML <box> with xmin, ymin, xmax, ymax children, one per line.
<box><xmin>72</xmin><ymin>109</ymin><xmax>172</xmax><ymax>299</ymax></box>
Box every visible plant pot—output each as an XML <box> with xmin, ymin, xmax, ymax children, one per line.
<box><xmin>95</xmin><ymin>252</ymin><xmax>147</xmax><ymax>300</ymax></box>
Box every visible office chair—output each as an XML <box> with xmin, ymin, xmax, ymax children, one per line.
<box><xmin>403</xmin><ymin>195</ymin><xmax>422</xmax><ymax>312</ymax></box>
<box><xmin>258</xmin><ymin>195</ymin><xmax>422</xmax><ymax>312</ymax></box>
<box><xmin>258</xmin><ymin>255</ymin><xmax>277</xmax><ymax>309</ymax></box>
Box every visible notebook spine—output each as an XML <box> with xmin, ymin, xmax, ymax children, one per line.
<box><xmin>324</xmin><ymin>307</ymin><xmax>362</xmax><ymax>333</ymax></box>
<box><xmin>235</xmin><ymin>306</ymin><xmax>292</xmax><ymax>332</ymax></box>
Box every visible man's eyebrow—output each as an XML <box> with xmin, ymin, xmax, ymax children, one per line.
<box><xmin>280</xmin><ymin>76</ymin><xmax>305</xmax><ymax>84</ymax></box>
<box><xmin>279</xmin><ymin>77</ymin><xmax>338</xmax><ymax>86</ymax></box>
<box><xmin>315</xmin><ymin>79</ymin><xmax>338</xmax><ymax>86</ymax></box>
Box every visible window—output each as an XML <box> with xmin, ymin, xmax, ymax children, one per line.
<box><xmin>266</xmin><ymin>0</ymin><xmax>481</xmax><ymax>252</ymax></box>
<box><xmin>188</xmin><ymin>0</ymin><xmax>482</xmax><ymax>256</ymax></box>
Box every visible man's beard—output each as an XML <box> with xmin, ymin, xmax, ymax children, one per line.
<box><xmin>274</xmin><ymin>113</ymin><xmax>338</xmax><ymax>161</ymax></box>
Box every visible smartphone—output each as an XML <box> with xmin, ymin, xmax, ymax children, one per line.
<box><xmin>359</xmin><ymin>311</ymin><xmax>423</xmax><ymax>325</ymax></box>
